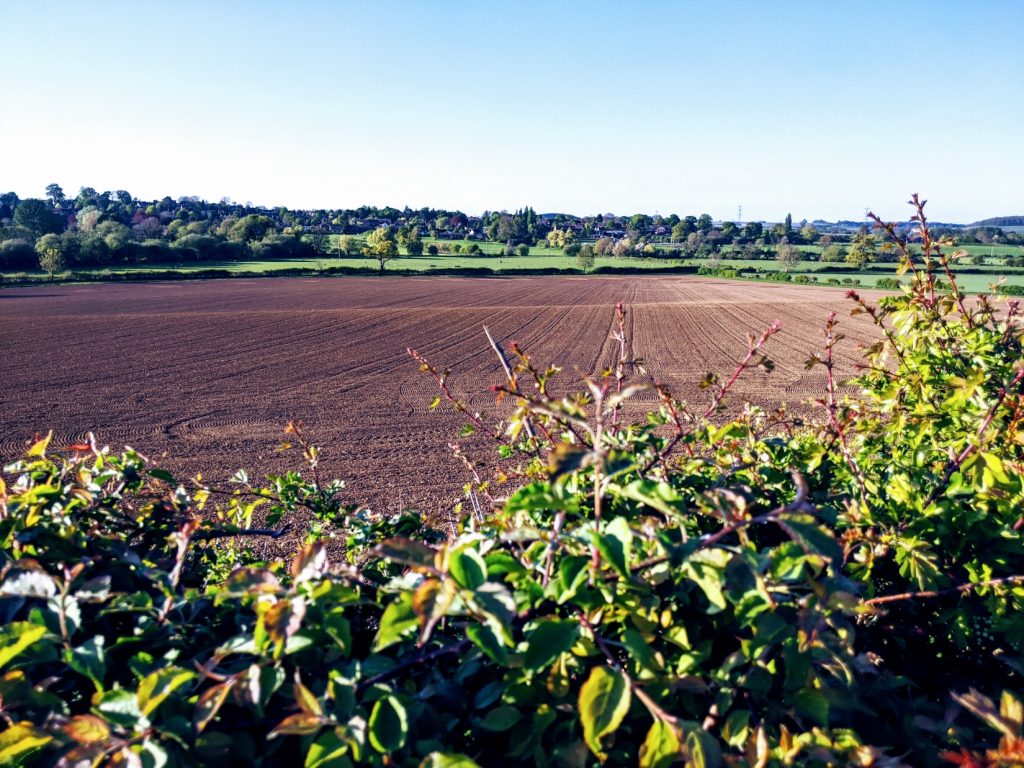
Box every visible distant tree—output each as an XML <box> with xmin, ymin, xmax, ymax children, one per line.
<box><xmin>96</xmin><ymin>221</ymin><xmax>131</xmax><ymax>254</ymax></box>
<box><xmin>76</xmin><ymin>206</ymin><xmax>103</xmax><ymax>233</ymax></box>
<box><xmin>696</xmin><ymin>214</ymin><xmax>713</xmax><ymax>233</ymax></box>
<box><xmin>115</xmin><ymin>190</ymin><xmax>133</xmax><ymax>206</ymax></box>
<box><xmin>516</xmin><ymin>244</ymin><xmax>530</xmax><ymax>257</ymax></box>
<box><xmin>405</xmin><ymin>239</ymin><xmax>424</xmax><ymax>256</ymax></box>
<box><xmin>594</xmin><ymin>236</ymin><xmax>614</xmax><ymax>255</ymax></box>
<box><xmin>337</xmin><ymin>235</ymin><xmax>356</xmax><ymax>257</ymax></box>
<box><xmin>820</xmin><ymin>243</ymin><xmax>845</xmax><ymax>263</ymax></box>
<box><xmin>576</xmin><ymin>244</ymin><xmax>595</xmax><ymax>271</ymax></box>
<box><xmin>563</xmin><ymin>242</ymin><xmax>582</xmax><ymax>257</ymax></box>
<box><xmin>133</xmin><ymin>217</ymin><xmax>164</xmax><ymax>239</ymax></box>
<box><xmin>14</xmin><ymin>199</ymin><xmax>63</xmax><ymax>237</ymax></box>
<box><xmin>229</xmin><ymin>215</ymin><xmax>274</xmax><ymax>242</ymax></box>
<box><xmin>776</xmin><ymin>239</ymin><xmax>800</xmax><ymax>272</ymax></box>
<box><xmin>629</xmin><ymin>214</ymin><xmax>651</xmax><ymax>232</ymax></box>
<box><xmin>720</xmin><ymin>221</ymin><xmax>738</xmax><ymax>241</ymax></box>
<box><xmin>363</xmin><ymin>226</ymin><xmax>398</xmax><ymax>272</ymax></box>
<box><xmin>818</xmin><ymin>233</ymin><xmax>833</xmax><ymax>249</ymax></box>
<box><xmin>0</xmin><ymin>192</ymin><xmax>20</xmax><ymax>208</ymax></box>
<box><xmin>79</xmin><ymin>235</ymin><xmax>112</xmax><ymax>266</ymax></box>
<box><xmin>685</xmin><ymin>232</ymin><xmax>705</xmax><ymax>256</ymax></box>
<box><xmin>35</xmin><ymin>233</ymin><xmax>67</xmax><ymax>274</ymax></box>
<box><xmin>784</xmin><ymin>213</ymin><xmax>793</xmax><ymax>234</ymax></box>
<box><xmin>45</xmin><ymin>184</ymin><xmax>66</xmax><ymax>207</ymax></box>
<box><xmin>799</xmin><ymin>223</ymin><xmax>819</xmax><ymax>243</ymax></box>
<box><xmin>545</xmin><ymin>228</ymin><xmax>575</xmax><ymax>249</ymax></box>
<box><xmin>612</xmin><ymin>238</ymin><xmax>634</xmax><ymax>258</ymax></box>
<box><xmin>670</xmin><ymin>221</ymin><xmax>691</xmax><ymax>242</ymax></box>
<box><xmin>0</xmin><ymin>239</ymin><xmax>37</xmax><ymax>270</ymax></box>
<box><xmin>846</xmin><ymin>232</ymin><xmax>878</xmax><ymax>268</ymax></box>
<box><xmin>742</xmin><ymin>221</ymin><xmax>763</xmax><ymax>240</ymax></box>
<box><xmin>308</xmin><ymin>233</ymin><xmax>330</xmax><ymax>256</ymax></box>
<box><xmin>75</xmin><ymin>187</ymin><xmax>98</xmax><ymax>210</ymax></box>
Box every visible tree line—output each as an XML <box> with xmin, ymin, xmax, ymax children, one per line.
<box><xmin>2</xmin><ymin>184</ymin><xmax>1020</xmax><ymax>274</ymax></box>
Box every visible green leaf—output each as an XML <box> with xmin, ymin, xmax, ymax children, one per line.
<box><xmin>639</xmin><ymin>719</ymin><xmax>682</xmax><ymax>768</ymax></box>
<box><xmin>621</xmin><ymin>629</ymin><xmax>661</xmax><ymax>676</ymax></box>
<box><xmin>96</xmin><ymin>688</ymin><xmax>145</xmax><ymax>729</ymax></box>
<box><xmin>613</xmin><ymin>479</ymin><xmax>685</xmax><ymax>519</ymax></box>
<box><xmin>26</xmin><ymin>431</ymin><xmax>52</xmax><ymax>458</ymax></box>
<box><xmin>776</xmin><ymin>512</ymin><xmax>842</xmax><ymax>563</ymax></box>
<box><xmin>721</xmin><ymin>709</ymin><xmax>751</xmax><ymax>747</ymax></box>
<box><xmin>305</xmin><ymin>729</ymin><xmax>353</xmax><ymax>768</ymax></box>
<box><xmin>595</xmin><ymin>517</ymin><xmax>633</xmax><ymax>579</ymax></box>
<box><xmin>137</xmin><ymin>667</ymin><xmax>196</xmax><ymax>717</ymax></box>
<box><xmin>68</xmin><ymin>635</ymin><xmax>106</xmax><ymax>690</ymax></box>
<box><xmin>449</xmin><ymin>546</ymin><xmax>487</xmax><ymax>590</ymax></box>
<box><xmin>524</xmin><ymin>620</ymin><xmax>579</xmax><ymax>672</ymax></box>
<box><xmin>374</xmin><ymin>592</ymin><xmax>419</xmax><ymax>651</ymax></box>
<box><xmin>685</xmin><ymin>728</ymin><xmax>723</xmax><ymax>768</ymax></box>
<box><xmin>0</xmin><ymin>623</ymin><xmax>47</xmax><ymax>670</ymax></box>
<box><xmin>0</xmin><ymin>723</ymin><xmax>52</xmax><ymax>764</ymax></box>
<box><xmin>477</xmin><ymin>704</ymin><xmax>521</xmax><ymax>732</ymax></box>
<box><xmin>579</xmin><ymin>666</ymin><xmax>631</xmax><ymax>759</ymax></box>
<box><xmin>419</xmin><ymin>754</ymin><xmax>481</xmax><ymax>768</ymax></box>
<box><xmin>466</xmin><ymin>624</ymin><xmax>508</xmax><ymax>665</ymax></box>
<box><xmin>368</xmin><ymin>695</ymin><xmax>408</xmax><ymax>754</ymax></box>
<box><xmin>793</xmin><ymin>688</ymin><xmax>830</xmax><ymax>727</ymax></box>
<box><xmin>683</xmin><ymin>550</ymin><xmax>730</xmax><ymax>612</ymax></box>
<box><xmin>148</xmin><ymin>468</ymin><xmax>177</xmax><ymax>484</ymax></box>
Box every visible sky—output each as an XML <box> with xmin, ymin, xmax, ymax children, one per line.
<box><xmin>2</xmin><ymin>1</ymin><xmax>1022</xmax><ymax>223</ymax></box>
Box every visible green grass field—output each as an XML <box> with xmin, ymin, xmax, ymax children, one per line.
<box><xmin>6</xmin><ymin>238</ymin><xmax>1023</xmax><ymax>294</ymax></box>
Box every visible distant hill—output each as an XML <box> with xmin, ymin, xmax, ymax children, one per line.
<box><xmin>968</xmin><ymin>216</ymin><xmax>1024</xmax><ymax>228</ymax></box>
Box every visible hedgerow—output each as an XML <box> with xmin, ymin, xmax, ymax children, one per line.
<box><xmin>2</xmin><ymin>196</ymin><xmax>1023</xmax><ymax>766</ymax></box>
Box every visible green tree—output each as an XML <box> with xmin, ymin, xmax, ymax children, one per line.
<box><xmin>776</xmin><ymin>239</ymin><xmax>800</xmax><ymax>271</ymax></box>
<box><xmin>14</xmin><ymin>199</ymin><xmax>63</xmax><ymax>237</ymax></box>
<box><xmin>96</xmin><ymin>221</ymin><xmax>131</xmax><ymax>255</ymax></box>
<box><xmin>741</xmin><ymin>221</ymin><xmax>763</xmax><ymax>240</ymax></box>
<box><xmin>696</xmin><ymin>213</ymin><xmax>713</xmax><ymax>233</ymax></box>
<box><xmin>846</xmin><ymin>232</ymin><xmax>878</xmax><ymax>268</ymax></box>
<box><xmin>74</xmin><ymin>187</ymin><xmax>98</xmax><ymax>210</ymax></box>
<box><xmin>821</xmin><ymin>243</ymin><xmax>845</xmax><ymax>262</ymax></box>
<box><xmin>0</xmin><ymin>239</ymin><xmax>37</xmax><ymax>270</ymax></box>
<box><xmin>308</xmin><ymin>233</ymin><xmax>330</xmax><ymax>256</ymax></box>
<box><xmin>229</xmin><ymin>215</ymin><xmax>274</xmax><ymax>243</ymax></box>
<box><xmin>545</xmin><ymin>228</ymin><xmax>575</xmax><ymax>249</ymax></box>
<box><xmin>337</xmin><ymin>235</ymin><xmax>356</xmax><ymax>257</ymax></box>
<box><xmin>670</xmin><ymin>221</ymin><xmax>692</xmax><ymax>241</ymax></box>
<box><xmin>35</xmin><ymin>233</ymin><xmax>67</xmax><ymax>274</ymax></box>
<box><xmin>364</xmin><ymin>226</ymin><xmax>398</xmax><ymax>272</ymax></box>
<box><xmin>575</xmin><ymin>243</ymin><xmax>595</xmax><ymax>271</ymax></box>
<box><xmin>45</xmin><ymin>184</ymin><xmax>65</xmax><ymax>207</ymax></box>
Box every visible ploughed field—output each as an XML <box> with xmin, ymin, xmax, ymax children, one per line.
<box><xmin>0</xmin><ymin>276</ymin><xmax>880</xmax><ymax>520</ymax></box>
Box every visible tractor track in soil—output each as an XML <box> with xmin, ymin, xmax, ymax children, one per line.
<box><xmin>1</xmin><ymin>275</ymin><xmax>883</xmax><ymax>527</ymax></box>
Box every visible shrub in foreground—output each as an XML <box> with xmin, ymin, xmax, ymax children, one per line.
<box><xmin>1</xmin><ymin>196</ymin><xmax>1023</xmax><ymax>766</ymax></box>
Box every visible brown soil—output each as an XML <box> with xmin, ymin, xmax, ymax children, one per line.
<box><xmin>0</xmin><ymin>275</ymin><xmax>879</xmax><ymax>519</ymax></box>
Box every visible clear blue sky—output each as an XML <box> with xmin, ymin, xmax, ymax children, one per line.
<box><xmin>2</xmin><ymin>1</ymin><xmax>1022</xmax><ymax>222</ymax></box>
